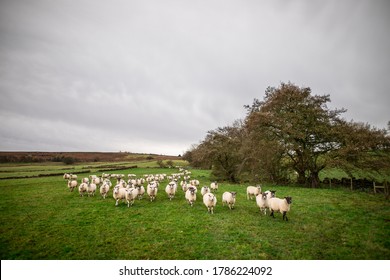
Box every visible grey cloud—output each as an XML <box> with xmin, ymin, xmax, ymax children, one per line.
<box><xmin>0</xmin><ymin>0</ymin><xmax>389</xmax><ymax>155</ymax></box>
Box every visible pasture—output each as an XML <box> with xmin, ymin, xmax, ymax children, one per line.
<box><xmin>0</xmin><ymin>162</ymin><xmax>389</xmax><ymax>260</ymax></box>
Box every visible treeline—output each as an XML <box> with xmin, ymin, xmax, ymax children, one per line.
<box><xmin>183</xmin><ymin>82</ymin><xmax>390</xmax><ymax>188</ymax></box>
<box><xmin>0</xmin><ymin>154</ymin><xmax>80</xmax><ymax>164</ymax></box>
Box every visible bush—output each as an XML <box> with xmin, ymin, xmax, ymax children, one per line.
<box><xmin>62</xmin><ymin>157</ymin><xmax>76</xmax><ymax>165</ymax></box>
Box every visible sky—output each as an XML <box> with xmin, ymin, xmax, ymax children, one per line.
<box><xmin>0</xmin><ymin>0</ymin><xmax>389</xmax><ymax>156</ymax></box>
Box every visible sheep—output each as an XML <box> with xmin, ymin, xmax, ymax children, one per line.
<box><xmin>87</xmin><ymin>183</ymin><xmax>97</xmax><ymax>197</ymax></box>
<box><xmin>203</xmin><ymin>192</ymin><xmax>217</xmax><ymax>214</ymax></box>
<box><xmin>92</xmin><ymin>177</ymin><xmax>102</xmax><ymax>185</ymax></box>
<box><xmin>70</xmin><ymin>174</ymin><xmax>78</xmax><ymax>180</ymax></box>
<box><xmin>246</xmin><ymin>185</ymin><xmax>261</xmax><ymax>200</ymax></box>
<box><xmin>222</xmin><ymin>191</ymin><xmax>236</xmax><ymax>210</ymax></box>
<box><xmin>113</xmin><ymin>185</ymin><xmax>127</xmax><ymax>206</ymax></box>
<box><xmin>136</xmin><ymin>185</ymin><xmax>145</xmax><ymax>200</ymax></box>
<box><xmin>100</xmin><ymin>181</ymin><xmax>110</xmax><ymax>199</ymax></box>
<box><xmin>67</xmin><ymin>179</ymin><xmax>78</xmax><ymax>192</ymax></box>
<box><xmin>81</xmin><ymin>177</ymin><xmax>89</xmax><ymax>184</ymax></box>
<box><xmin>255</xmin><ymin>192</ymin><xmax>268</xmax><ymax>215</ymax></box>
<box><xmin>147</xmin><ymin>182</ymin><xmax>158</xmax><ymax>202</ymax></box>
<box><xmin>201</xmin><ymin>186</ymin><xmax>210</xmax><ymax>196</ymax></box>
<box><xmin>185</xmin><ymin>186</ymin><xmax>197</xmax><ymax>207</ymax></box>
<box><xmin>125</xmin><ymin>188</ymin><xmax>138</xmax><ymax>207</ymax></box>
<box><xmin>78</xmin><ymin>182</ymin><xmax>88</xmax><ymax>197</ymax></box>
<box><xmin>255</xmin><ymin>190</ymin><xmax>275</xmax><ymax>215</ymax></box>
<box><xmin>190</xmin><ymin>179</ymin><xmax>200</xmax><ymax>186</ymax></box>
<box><xmin>63</xmin><ymin>173</ymin><xmax>71</xmax><ymax>180</ymax></box>
<box><xmin>181</xmin><ymin>181</ymin><xmax>190</xmax><ymax>193</ymax></box>
<box><xmin>210</xmin><ymin>181</ymin><xmax>218</xmax><ymax>192</ymax></box>
<box><xmin>268</xmin><ymin>196</ymin><xmax>292</xmax><ymax>221</ymax></box>
<box><xmin>264</xmin><ymin>190</ymin><xmax>276</xmax><ymax>199</ymax></box>
<box><xmin>165</xmin><ymin>182</ymin><xmax>177</xmax><ymax>201</ymax></box>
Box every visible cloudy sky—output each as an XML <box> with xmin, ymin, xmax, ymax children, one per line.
<box><xmin>0</xmin><ymin>0</ymin><xmax>389</xmax><ymax>156</ymax></box>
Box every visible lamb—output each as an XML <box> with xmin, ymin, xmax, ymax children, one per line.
<box><xmin>113</xmin><ymin>185</ymin><xmax>127</xmax><ymax>206</ymax></box>
<box><xmin>63</xmin><ymin>173</ymin><xmax>71</xmax><ymax>180</ymax></box>
<box><xmin>201</xmin><ymin>186</ymin><xmax>210</xmax><ymax>196</ymax></box>
<box><xmin>67</xmin><ymin>179</ymin><xmax>78</xmax><ymax>192</ymax></box>
<box><xmin>147</xmin><ymin>182</ymin><xmax>158</xmax><ymax>202</ymax></box>
<box><xmin>78</xmin><ymin>182</ymin><xmax>88</xmax><ymax>197</ymax></box>
<box><xmin>185</xmin><ymin>186</ymin><xmax>197</xmax><ymax>207</ymax></box>
<box><xmin>165</xmin><ymin>182</ymin><xmax>177</xmax><ymax>201</ymax></box>
<box><xmin>70</xmin><ymin>174</ymin><xmax>78</xmax><ymax>180</ymax></box>
<box><xmin>222</xmin><ymin>191</ymin><xmax>237</xmax><ymax>210</ymax></box>
<box><xmin>268</xmin><ymin>196</ymin><xmax>292</xmax><ymax>221</ymax></box>
<box><xmin>210</xmin><ymin>181</ymin><xmax>218</xmax><ymax>192</ymax></box>
<box><xmin>87</xmin><ymin>183</ymin><xmax>97</xmax><ymax>197</ymax></box>
<box><xmin>246</xmin><ymin>185</ymin><xmax>261</xmax><ymax>200</ymax></box>
<box><xmin>203</xmin><ymin>192</ymin><xmax>217</xmax><ymax>214</ymax></box>
<box><xmin>81</xmin><ymin>177</ymin><xmax>89</xmax><ymax>184</ymax></box>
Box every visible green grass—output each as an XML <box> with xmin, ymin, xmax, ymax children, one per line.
<box><xmin>0</xmin><ymin>164</ymin><xmax>389</xmax><ymax>260</ymax></box>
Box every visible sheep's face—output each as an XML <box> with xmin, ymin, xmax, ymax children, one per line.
<box><xmin>230</xmin><ymin>192</ymin><xmax>237</xmax><ymax>198</ymax></box>
<box><xmin>262</xmin><ymin>193</ymin><xmax>267</xmax><ymax>200</ymax></box>
<box><xmin>285</xmin><ymin>196</ymin><xmax>292</xmax><ymax>204</ymax></box>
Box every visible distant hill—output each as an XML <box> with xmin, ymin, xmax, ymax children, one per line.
<box><xmin>0</xmin><ymin>151</ymin><xmax>180</xmax><ymax>163</ymax></box>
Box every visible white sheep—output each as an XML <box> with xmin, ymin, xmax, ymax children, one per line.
<box><xmin>182</xmin><ymin>182</ymin><xmax>191</xmax><ymax>193</ymax></box>
<box><xmin>165</xmin><ymin>182</ymin><xmax>177</xmax><ymax>201</ymax></box>
<box><xmin>246</xmin><ymin>185</ymin><xmax>261</xmax><ymax>200</ymax></box>
<box><xmin>147</xmin><ymin>182</ymin><xmax>158</xmax><ymax>202</ymax></box>
<box><xmin>92</xmin><ymin>177</ymin><xmax>102</xmax><ymax>185</ymax></box>
<box><xmin>87</xmin><ymin>183</ymin><xmax>97</xmax><ymax>197</ymax></box>
<box><xmin>113</xmin><ymin>185</ymin><xmax>127</xmax><ymax>206</ymax></box>
<box><xmin>210</xmin><ymin>181</ymin><xmax>218</xmax><ymax>192</ymax></box>
<box><xmin>125</xmin><ymin>187</ymin><xmax>138</xmax><ymax>207</ymax></box>
<box><xmin>190</xmin><ymin>179</ymin><xmax>200</xmax><ymax>186</ymax></box>
<box><xmin>222</xmin><ymin>191</ymin><xmax>236</xmax><ymax>210</ymax></box>
<box><xmin>256</xmin><ymin>190</ymin><xmax>276</xmax><ymax>215</ymax></box>
<box><xmin>268</xmin><ymin>196</ymin><xmax>292</xmax><ymax>221</ymax></box>
<box><xmin>78</xmin><ymin>182</ymin><xmax>88</xmax><ymax>197</ymax></box>
<box><xmin>70</xmin><ymin>174</ymin><xmax>78</xmax><ymax>180</ymax></box>
<box><xmin>100</xmin><ymin>182</ymin><xmax>110</xmax><ymax>199</ymax></box>
<box><xmin>81</xmin><ymin>177</ymin><xmax>89</xmax><ymax>184</ymax></box>
<box><xmin>67</xmin><ymin>179</ymin><xmax>78</xmax><ymax>192</ymax></box>
<box><xmin>203</xmin><ymin>192</ymin><xmax>217</xmax><ymax>214</ymax></box>
<box><xmin>255</xmin><ymin>192</ymin><xmax>268</xmax><ymax>215</ymax></box>
<box><xmin>136</xmin><ymin>185</ymin><xmax>145</xmax><ymax>200</ymax></box>
<box><xmin>201</xmin><ymin>186</ymin><xmax>210</xmax><ymax>196</ymax></box>
<box><xmin>185</xmin><ymin>186</ymin><xmax>197</xmax><ymax>207</ymax></box>
<box><xmin>63</xmin><ymin>173</ymin><xmax>71</xmax><ymax>180</ymax></box>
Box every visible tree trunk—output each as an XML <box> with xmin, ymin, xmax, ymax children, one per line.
<box><xmin>297</xmin><ymin>170</ymin><xmax>306</xmax><ymax>185</ymax></box>
<box><xmin>310</xmin><ymin>171</ymin><xmax>320</xmax><ymax>188</ymax></box>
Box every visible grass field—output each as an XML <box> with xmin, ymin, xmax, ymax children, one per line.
<box><xmin>0</xmin><ymin>162</ymin><xmax>389</xmax><ymax>260</ymax></box>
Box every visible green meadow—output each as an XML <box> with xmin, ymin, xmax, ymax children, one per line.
<box><xmin>0</xmin><ymin>161</ymin><xmax>389</xmax><ymax>260</ymax></box>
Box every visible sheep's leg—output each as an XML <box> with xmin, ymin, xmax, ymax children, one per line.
<box><xmin>270</xmin><ymin>210</ymin><xmax>275</xmax><ymax>218</ymax></box>
<box><xmin>115</xmin><ymin>199</ymin><xmax>119</xmax><ymax>206</ymax></box>
<box><xmin>283</xmin><ymin>211</ymin><xmax>288</xmax><ymax>221</ymax></box>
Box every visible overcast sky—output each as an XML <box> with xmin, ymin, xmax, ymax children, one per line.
<box><xmin>0</xmin><ymin>0</ymin><xmax>389</xmax><ymax>156</ymax></box>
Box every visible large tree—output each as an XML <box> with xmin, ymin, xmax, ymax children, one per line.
<box><xmin>245</xmin><ymin>82</ymin><xmax>346</xmax><ymax>188</ymax></box>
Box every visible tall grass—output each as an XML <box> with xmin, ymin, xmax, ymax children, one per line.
<box><xmin>0</xmin><ymin>165</ymin><xmax>389</xmax><ymax>260</ymax></box>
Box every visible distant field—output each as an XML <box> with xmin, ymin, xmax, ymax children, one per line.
<box><xmin>0</xmin><ymin>160</ymin><xmax>389</xmax><ymax>260</ymax></box>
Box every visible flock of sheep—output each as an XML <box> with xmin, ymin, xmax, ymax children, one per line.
<box><xmin>63</xmin><ymin>169</ymin><xmax>292</xmax><ymax>221</ymax></box>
